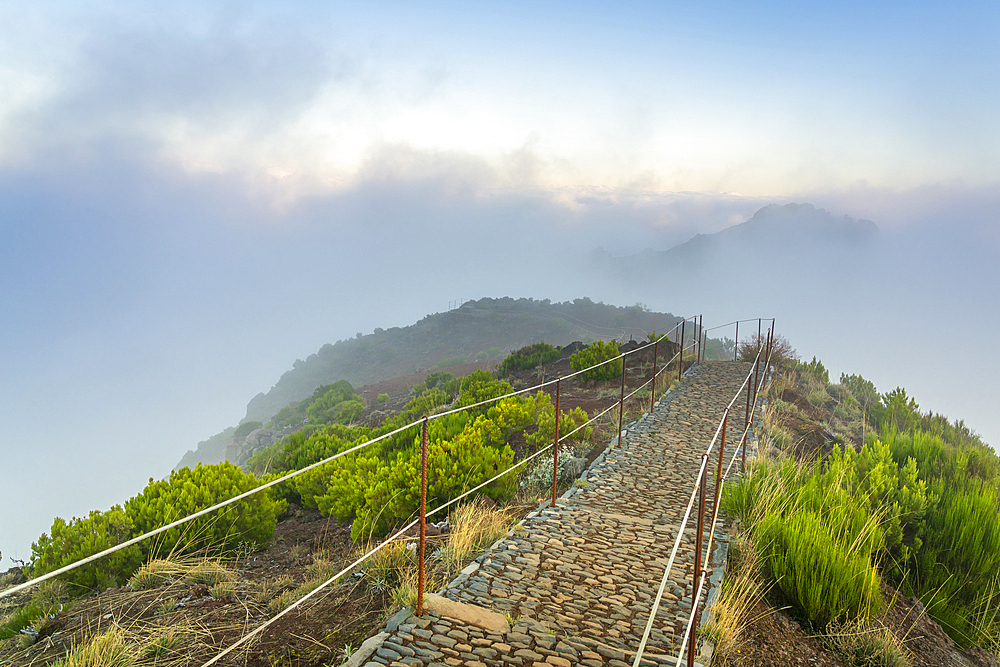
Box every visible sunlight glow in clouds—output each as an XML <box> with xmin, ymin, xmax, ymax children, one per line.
<box><xmin>1</xmin><ymin>1</ymin><xmax>998</xmax><ymax>199</ymax></box>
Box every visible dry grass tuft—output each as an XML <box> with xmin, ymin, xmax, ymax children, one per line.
<box><xmin>56</xmin><ymin>627</ymin><xmax>135</xmax><ymax>667</ymax></box>
<box><xmin>183</xmin><ymin>559</ymin><xmax>235</xmax><ymax>587</ymax></box>
<box><xmin>825</xmin><ymin>617</ymin><xmax>911</xmax><ymax>667</ymax></box>
<box><xmin>700</xmin><ymin>535</ymin><xmax>771</xmax><ymax>665</ymax></box>
<box><xmin>128</xmin><ymin>559</ymin><xmax>187</xmax><ymax>590</ymax></box>
<box><xmin>438</xmin><ymin>499</ymin><xmax>513</xmax><ymax>573</ymax></box>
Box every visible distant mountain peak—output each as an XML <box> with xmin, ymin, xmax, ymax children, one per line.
<box><xmin>592</xmin><ymin>202</ymin><xmax>879</xmax><ymax>279</ymax></box>
<box><xmin>741</xmin><ymin>202</ymin><xmax>878</xmax><ymax>242</ymax></box>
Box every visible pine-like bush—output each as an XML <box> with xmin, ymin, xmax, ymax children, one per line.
<box><xmin>31</xmin><ymin>507</ymin><xmax>143</xmax><ymax>590</ymax></box>
<box><xmin>498</xmin><ymin>342</ymin><xmax>561</xmax><ymax>376</ymax></box>
<box><xmin>569</xmin><ymin>340</ymin><xmax>621</xmax><ymax>382</ymax></box>
<box><xmin>125</xmin><ymin>462</ymin><xmax>283</xmax><ymax>558</ymax></box>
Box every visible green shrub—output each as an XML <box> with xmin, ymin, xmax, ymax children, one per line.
<box><xmin>796</xmin><ymin>356</ymin><xmax>830</xmax><ymax>383</ymax></box>
<box><xmin>840</xmin><ymin>373</ymin><xmax>881</xmax><ymax>413</ymax></box>
<box><xmin>306</xmin><ymin>381</ymin><xmax>363</xmax><ymax>425</ymax></box>
<box><xmin>125</xmin><ymin>462</ymin><xmax>283</xmax><ymax>558</ymax></box>
<box><xmin>377</xmin><ymin>393</ymin><xmax>390</xmax><ymax>404</ymax></box>
<box><xmin>32</xmin><ymin>507</ymin><xmax>143</xmax><ymax>591</ymax></box>
<box><xmin>759</xmin><ymin>509</ymin><xmax>881</xmax><ymax>626</ymax></box>
<box><xmin>0</xmin><ymin>601</ymin><xmax>58</xmax><ymax>640</ymax></box>
<box><xmin>318</xmin><ymin>410</ymin><xmax>517</xmax><ymax>540</ymax></box>
<box><xmin>525</xmin><ymin>391</ymin><xmax>591</xmax><ymax>449</ymax></box>
<box><xmin>569</xmin><ymin>340</ymin><xmax>622</xmax><ymax>382</ymax></box>
<box><xmin>456</xmin><ymin>371</ymin><xmax>514</xmax><ymax>412</ymax></box>
<box><xmin>881</xmin><ymin>428</ymin><xmax>1000</xmax><ymax>645</ymax></box>
<box><xmin>498</xmin><ymin>342</ymin><xmax>561</xmax><ymax>376</ymax></box>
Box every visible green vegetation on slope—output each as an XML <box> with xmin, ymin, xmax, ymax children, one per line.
<box><xmin>497</xmin><ymin>341</ymin><xmax>561</xmax><ymax>376</ymax></box>
<box><xmin>569</xmin><ymin>339</ymin><xmax>622</xmax><ymax>382</ymax></box>
<box><xmin>251</xmin><ymin>369</ymin><xmax>591</xmax><ymax>541</ymax></box>
<box><xmin>725</xmin><ymin>354</ymin><xmax>998</xmax><ymax>654</ymax></box>
<box><xmin>31</xmin><ymin>463</ymin><xmax>282</xmax><ymax>591</ymax></box>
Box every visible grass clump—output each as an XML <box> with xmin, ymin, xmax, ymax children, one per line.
<box><xmin>365</xmin><ymin>541</ymin><xmax>415</xmax><ymax>596</ymax></box>
<box><xmin>438</xmin><ymin>499</ymin><xmax>514</xmax><ymax>572</ymax></box>
<box><xmin>498</xmin><ymin>341</ymin><xmax>561</xmax><ymax>377</ymax></box>
<box><xmin>183</xmin><ymin>559</ymin><xmax>235</xmax><ymax>587</ymax></box>
<box><xmin>250</xmin><ymin>575</ymin><xmax>293</xmax><ymax>605</ymax></box>
<box><xmin>0</xmin><ymin>601</ymin><xmax>56</xmax><ymax>640</ymax></box>
<box><xmin>139</xmin><ymin>626</ymin><xmax>188</xmax><ymax>660</ymax></box>
<box><xmin>724</xmin><ymin>441</ymin><xmax>919</xmax><ymax>626</ymax></box>
<box><xmin>825</xmin><ymin>618</ymin><xmax>910</xmax><ymax>667</ymax></box>
<box><xmin>758</xmin><ymin>508</ymin><xmax>881</xmax><ymax>626</ymax></box>
<box><xmin>700</xmin><ymin>536</ymin><xmax>769</xmax><ymax>665</ymax></box>
<box><xmin>57</xmin><ymin>628</ymin><xmax>135</xmax><ymax>667</ymax></box>
<box><xmin>128</xmin><ymin>559</ymin><xmax>186</xmax><ymax>590</ymax></box>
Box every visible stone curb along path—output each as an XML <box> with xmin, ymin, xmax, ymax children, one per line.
<box><xmin>350</xmin><ymin>361</ymin><xmax>760</xmax><ymax>667</ymax></box>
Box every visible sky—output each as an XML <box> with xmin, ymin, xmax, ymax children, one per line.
<box><xmin>1</xmin><ymin>1</ymin><xmax>999</xmax><ymax>564</ymax></box>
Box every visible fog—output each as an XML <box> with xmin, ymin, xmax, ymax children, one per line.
<box><xmin>3</xmin><ymin>157</ymin><xmax>998</xmax><ymax>564</ymax></box>
<box><xmin>2</xmin><ymin>0</ymin><xmax>998</xmax><ymax>570</ymax></box>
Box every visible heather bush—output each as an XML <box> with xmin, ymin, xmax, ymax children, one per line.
<box><xmin>125</xmin><ymin>462</ymin><xmax>283</xmax><ymax>557</ymax></box>
<box><xmin>498</xmin><ymin>341</ymin><xmax>560</xmax><ymax>376</ymax></box>
<box><xmin>569</xmin><ymin>340</ymin><xmax>621</xmax><ymax>382</ymax></box>
<box><xmin>31</xmin><ymin>507</ymin><xmax>143</xmax><ymax>590</ymax></box>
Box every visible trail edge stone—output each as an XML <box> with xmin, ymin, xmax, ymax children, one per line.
<box><xmin>422</xmin><ymin>593</ymin><xmax>511</xmax><ymax>634</ymax></box>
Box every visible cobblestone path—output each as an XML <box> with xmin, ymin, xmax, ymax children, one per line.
<box><xmin>360</xmin><ymin>361</ymin><xmax>760</xmax><ymax>667</ymax></box>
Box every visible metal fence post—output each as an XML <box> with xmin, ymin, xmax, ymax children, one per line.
<box><xmin>713</xmin><ymin>411</ymin><xmax>728</xmax><ymax>522</ymax></box>
<box><xmin>752</xmin><ymin>346</ymin><xmax>761</xmax><ymax>414</ymax></box>
<box><xmin>689</xmin><ymin>455</ymin><xmax>708</xmax><ymax>667</ymax></box>
<box><xmin>743</xmin><ymin>366</ymin><xmax>752</xmax><ymax>474</ymax></box>
<box><xmin>552</xmin><ymin>380</ymin><xmax>561</xmax><ymax>507</ymax></box>
<box><xmin>696</xmin><ymin>315</ymin><xmax>702</xmax><ymax>362</ymax></box>
<box><xmin>617</xmin><ymin>358</ymin><xmax>627</xmax><ymax>448</ymax></box>
<box><xmin>650</xmin><ymin>340</ymin><xmax>658</xmax><ymax>413</ymax></box>
<box><xmin>678</xmin><ymin>319</ymin><xmax>686</xmax><ymax>382</ymax></box>
<box><xmin>417</xmin><ymin>417</ymin><xmax>428</xmax><ymax>616</ymax></box>
<box><xmin>734</xmin><ymin>320</ymin><xmax>739</xmax><ymax>361</ymax></box>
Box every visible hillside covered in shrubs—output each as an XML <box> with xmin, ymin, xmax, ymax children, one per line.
<box><xmin>177</xmin><ymin>297</ymin><xmax>683</xmax><ymax>469</ymax></box>
<box><xmin>713</xmin><ymin>342</ymin><xmax>1000</xmax><ymax>666</ymax></box>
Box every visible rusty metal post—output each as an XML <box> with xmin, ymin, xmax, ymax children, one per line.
<box><xmin>713</xmin><ymin>411</ymin><xmax>728</xmax><ymax>522</ymax></box>
<box><xmin>678</xmin><ymin>319</ymin><xmax>686</xmax><ymax>382</ymax></box>
<box><xmin>650</xmin><ymin>340</ymin><xmax>658</xmax><ymax>413</ymax></box>
<box><xmin>743</xmin><ymin>366</ymin><xmax>752</xmax><ymax>474</ymax></box>
<box><xmin>417</xmin><ymin>417</ymin><xmax>428</xmax><ymax>616</ymax></box>
<box><xmin>689</xmin><ymin>455</ymin><xmax>708</xmax><ymax>667</ymax></box>
<box><xmin>734</xmin><ymin>320</ymin><xmax>739</xmax><ymax>362</ymax></box>
<box><xmin>552</xmin><ymin>380</ymin><xmax>561</xmax><ymax>507</ymax></box>
<box><xmin>702</xmin><ymin>331</ymin><xmax>707</xmax><ymax>363</ymax></box>
<box><xmin>769</xmin><ymin>320</ymin><xmax>775</xmax><ymax>361</ymax></box>
<box><xmin>752</xmin><ymin>344</ymin><xmax>761</xmax><ymax>413</ymax></box>
<box><xmin>617</xmin><ymin>357</ymin><xmax>627</xmax><ymax>448</ymax></box>
<box><xmin>700</xmin><ymin>315</ymin><xmax>704</xmax><ymax>361</ymax></box>
<box><xmin>696</xmin><ymin>315</ymin><xmax>702</xmax><ymax>362</ymax></box>
<box><xmin>741</xmin><ymin>432</ymin><xmax>747</xmax><ymax>475</ymax></box>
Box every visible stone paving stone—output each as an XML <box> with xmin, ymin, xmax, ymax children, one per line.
<box><xmin>369</xmin><ymin>362</ymin><xmax>764</xmax><ymax>666</ymax></box>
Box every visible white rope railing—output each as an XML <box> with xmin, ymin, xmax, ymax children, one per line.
<box><xmin>630</xmin><ymin>339</ymin><xmax>768</xmax><ymax>667</ymax></box>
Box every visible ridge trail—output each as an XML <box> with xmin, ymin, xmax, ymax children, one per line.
<box><xmin>361</xmin><ymin>360</ymin><xmax>759</xmax><ymax>667</ymax></box>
